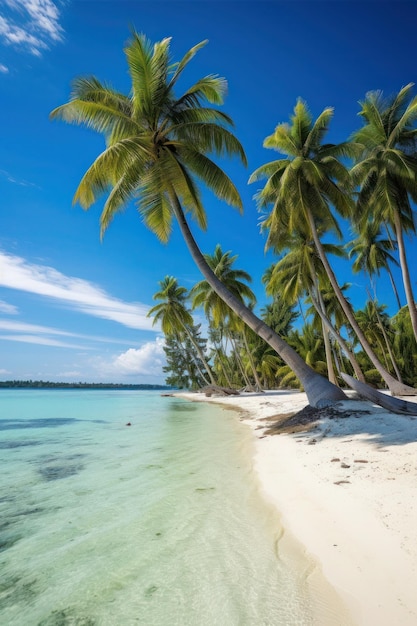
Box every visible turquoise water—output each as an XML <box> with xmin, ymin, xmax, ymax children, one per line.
<box><xmin>0</xmin><ymin>390</ymin><xmax>316</xmax><ymax>625</ymax></box>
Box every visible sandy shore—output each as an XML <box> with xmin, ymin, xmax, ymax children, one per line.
<box><xmin>174</xmin><ymin>388</ymin><xmax>417</xmax><ymax>625</ymax></box>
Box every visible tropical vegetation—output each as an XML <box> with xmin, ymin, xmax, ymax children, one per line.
<box><xmin>50</xmin><ymin>31</ymin><xmax>417</xmax><ymax>404</ymax></box>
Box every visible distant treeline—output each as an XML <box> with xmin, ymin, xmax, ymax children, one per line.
<box><xmin>0</xmin><ymin>380</ymin><xmax>172</xmax><ymax>390</ymax></box>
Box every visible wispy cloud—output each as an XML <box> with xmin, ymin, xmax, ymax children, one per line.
<box><xmin>0</xmin><ymin>333</ymin><xmax>91</xmax><ymax>349</ymax></box>
<box><xmin>0</xmin><ymin>251</ymin><xmax>157</xmax><ymax>331</ymax></box>
<box><xmin>0</xmin><ymin>168</ymin><xmax>39</xmax><ymax>187</ymax></box>
<box><xmin>0</xmin><ymin>63</ymin><xmax>8</xmax><ymax>72</ymax></box>
<box><xmin>0</xmin><ymin>0</ymin><xmax>64</xmax><ymax>56</ymax></box>
<box><xmin>0</xmin><ymin>319</ymin><xmax>140</xmax><ymax>347</ymax></box>
<box><xmin>0</xmin><ymin>299</ymin><xmax>18</xmax><ymax>314</ymax></box>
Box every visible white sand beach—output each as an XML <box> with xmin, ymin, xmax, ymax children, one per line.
<box><xmin>174</xmin><ymin>388</ymin><xmax>417</xmax><ymax>625</ymax></box>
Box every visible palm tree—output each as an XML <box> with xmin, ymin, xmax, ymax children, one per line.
<box><xmin>147</xmin><ymin>275</ymin><xmax>216</xmax><ymax>385</ymax></box>
<box><xmin>391</xmin><ymin>307</ymin><xmax>417</xmax><ymax>386</ymax></box>
<box><xmin>190</xmin><ymin>245</ymin><xmax>263</xmax><ymax>390</ymax></box>
<box><xmin>351</xmin><ymin>84</ymin><xmax>417</xmax><ymax>340</ymax></box>
<box><xmin>190</xmin><ymin>244</ymin><xmax>256</xmax><ymax>326</ymax></box>
<box><xmin>50</xmin><ymin>32</ymin><xmax>347</xmax><ymax>406</ymax></box>
<box><xmin>347</xmin><ymin>215</ymin><xmax>401</xmax><ymax>309</ymax></box>
<box><xmin>250</xmin><ymin>98</ymin><xmax>416</xmax><ymax>396</ymax></box>
<box><xmin>355</xmin><ymin>299</ymin><xmax>402</xmax><ymax>383</ymax></box>
<box><xmin>264</xmin><ymin>231</ymin><xmax>365</xmax><ymax>383</ymax></box>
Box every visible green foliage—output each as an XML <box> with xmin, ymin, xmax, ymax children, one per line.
<box><xmin>51</xmin><ymin>32</ymin><xmax>246</xmax><ymax>242</ymax></box>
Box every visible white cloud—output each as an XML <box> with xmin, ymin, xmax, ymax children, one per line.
<box><xmin>0</xmin><ymin>299</ymin><xmax>18</xmax><ymax>314</ymax></box>
<box><xmin>113</xmin><ymin>337</ymin><xmax>166</xmax><ymax>376</ymax></box>
<box><xmin>0</xmin><ymin>63</ymin><xmax>8</xmax><ymax>72</ymax></box>
<box><xmin>0</xmin><ymin>368</ymin><xmax>10</xmax><ymax>374</ymax></box>
<box><xmin>0</xmin><ymin>251</ymin><xmax>157</xmax><ymax>331</ymax></box>
<box><xmin>0</xmin><ymin>0</ymin><xmax>63</xmax><ymax>56</ymax></box>
<box><xmin>0</xmin><ymin>318</ymin><xmax>142</xmax><ymax>348</ymax></box>
<box><xmin>0</xmin><ymin>333</ymin><xmax>91</xmax><ymax>348</ymax></box>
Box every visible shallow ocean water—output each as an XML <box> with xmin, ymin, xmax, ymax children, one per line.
<box><xmin>0</xmin><ymin>390</ymin><xmax>316</xmax><ymax>625</ymax></box>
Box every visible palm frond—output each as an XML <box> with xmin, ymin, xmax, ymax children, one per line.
<box><xmin>291</xmin><ymin>99</ymin><xmax>312</xmax><ymax>147</ymax></box>
<box><xmin>125</xmin><ymin>31</ymin><xmax>167</xmax><ymax>121</ymax></box>
<box><xmin>73</xmin><ymin>137</ymin><xmax>151</xmax><ymax>208</ymax></box>
<box><xmin>304</xmin><ymin>106</ymin><xmax>333</xmax><ymax>154</ymax></box>
<box><xmin>264</xmin><ymin>123</ymin><xmax>299</xmax><ymax>156</ymax></box>
<box><xmin>167</xmin><ymin>107</ymin><xmax>234</xmax><ymax>129</ymax></box>
<box><xmin>174</xmin><ymin>122</ymin><xmax>246</xmax><ymax>165</ymax></box>
<box><xmin>176</xmin><ymin>75</ymin><xmax>227</xmax><ymax>107</ymax></box>
<box><xmin>180</xmin><ymin>147</ymin><xmax>243</xmax><ymax>211</ymax></box>
<box><xmin>139</xmin><ymin>189</ymin><xmax>173</xmax><ymax>243</ymax></box>
<box><xmin>50</xmin><ymin>98</ymin><xmax>137</xmax><ymax>137</ymax></box>
<box><xmin>168</xmin><ymin>40</ymin><xmax>208</xmax><ymax>89</ymax></box>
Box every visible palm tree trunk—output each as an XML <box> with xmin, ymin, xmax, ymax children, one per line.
<box><xmin>309</xmin><ymin>292</ymin><xmax>365</xmax><ymax>382</ymax></box>
<box><xmin>367</xmin><ymin>293</ymin><xmax>403</xmax><ymax>383</ymax></box>
<box><xmin>173</xmin><ymin>312</ymin><xmax>217</xmax><ymax>386</ymax></box>
<box><xmin>231</xmin><ymin>335</ymin><xmax>254</xmax><ymax>390</ymax></box>
<box><xmin>242</xmin><ymin>326</ymin><xmax>263</xmax><ymax>391</ymax></box>
<box><xmin>214</xmin><ymin>346</ymin><xmax>234</xmax><ymax>388</ymax></box>
<box><xmin>306</xmin><ymin>206</ymin><xmax>416</xmax><ymax>396</ymax></box>
<box><xmin>321</xmin><ymin>319</ymin><xmax>337</xmax><ymax>384</ymax></box>
<box><xmin>387</xmin><ymin>266</ymin><xmax>402</xmax><ymax>311</ymax></box>
<box><xmin>312</xmin><ymin>278</ymin><xmax>337</xmax><ymax>385</ymax></box>
<box><xmin>394</xmin><ymin>210</ymin><xmax>417</xmax><ymax>342</ymax></box>
<box><xmin>169</xmin><ymin>192</ymin><xmax>347</xmax><ymax>407</ymax></box>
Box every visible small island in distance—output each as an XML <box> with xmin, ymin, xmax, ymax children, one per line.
<box><xmin>0</xmin><ymin>380</ymin><xmax>172</xmax><ymax>390</ymax></box>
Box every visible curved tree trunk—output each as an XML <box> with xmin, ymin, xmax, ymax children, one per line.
<box><xmin>170</xmin><ymin>193</ymin><xmax>346</xmax><ymax>407</ymax></box>
<box><xmin>394</xmin><ymin>210</ymin><xmax>417</xmax><ymax>342</ymax></box>
<box><xmin>306</xmin><ymin>206</ymin><xmax>416</xmax><ymax>396</ymax></box>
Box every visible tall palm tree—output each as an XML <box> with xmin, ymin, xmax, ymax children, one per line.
<box><xmin>147</xmin><ymin>275</ymin><xmax>216</xmax><ymax>385</ymax></box>
<box><xmin>264</xmin><ymin>229</ymin><xmax>365</xmax><ymax>383</ymax></box>
<box><xmin>190</xmin><ymin>244</ymin><xmax>263</xmax><ymax>389</ymax></box>
<box><xmin>50</xmin><ymin>32</ymin><xmax>347</xmax><ymax>406</ymax></box>
<box><xmin>347</xmin><ymin>214</ymin><xmax>401</xmax><ymax>309</ymax></box>
<box><xmin>250</xmin><ymin>99</ymin><xmax>416</xmax><ymax>396</ymax></box>
<box><xmin>351</xmin><ymin>84</ymin><xmax>417</xmax><ymax>340</ymax></box>
<box><xmin>355</xmin><ymin>299</ymin><xmax>402</xmax><ymax>382</ymax></box>
<box><xmin>391</xmin><ymin>307</ymin><xmax>417</xmax><ymax>386</ymax></box>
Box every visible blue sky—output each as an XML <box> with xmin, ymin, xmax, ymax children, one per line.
<box><xmin>0</xmin><ymin>0</ymin><xmax>416</xmax><ymax>383</ymax></box>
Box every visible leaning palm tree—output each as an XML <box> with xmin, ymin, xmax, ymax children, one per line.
<box><xmin>351</xmin><ymin>84</ymin><xmax>417</xmax><ymax>340</ymax></box>
<box><xmin>265</xmin><ymin>235</ymin><xmax>364</xmax><ymax>383</ymax></box>
<box><xmin>250</xmin><ymin>98</ymin><xmax>416</xmax><ymax>396</ymax></box>
<box><xmin>190</xmin><ymin>244</ymin><xmax>256</xmax><ymax>326</ymax></box>
<box><xmin>190</xmin><ymin>244</ymin><xmax>263</xmax><ymax>390</ymax></box>
<box><xmin>147</xmin><ymin>275</ymin><xmax>216</xmax><ymax>386</ymax></box>
<box><xmin>50</xmin><ymin>31</ymin><xmax>348</xmax><ymax>407</ymax></box>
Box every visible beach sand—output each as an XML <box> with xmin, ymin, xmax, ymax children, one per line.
<box><xmin>174</xmin><ymin>388</ymin><xmax>417</xmax><ymax>625</ymax></box>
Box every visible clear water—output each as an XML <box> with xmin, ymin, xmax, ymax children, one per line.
<box><xmin>0</xmin><ymin>390</ymin><xmax>316</xmax><ymax>625</ymax></box>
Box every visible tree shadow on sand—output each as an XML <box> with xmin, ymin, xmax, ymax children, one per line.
<box><xmin>261</xmin><ymin>397</ymin><xmax>417</xmax><ymax>447</ymax></box>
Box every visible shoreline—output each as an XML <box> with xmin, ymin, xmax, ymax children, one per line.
<box><xmin>174</xmin><ymin>389</ymin><xmax>417</xmax><ymax>625</ymax></box>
